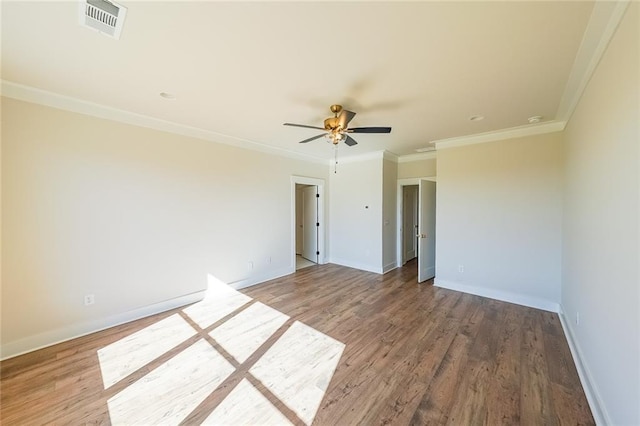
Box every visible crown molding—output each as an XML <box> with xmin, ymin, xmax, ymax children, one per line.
<box><xmin>0</xmin><ymin>80</ymin><xmax>328</xmax><ymax>165</ymax></box>
<box><xmin>433</xmin><ymin>120</ymin><xmax>566</xmax><ymax>151</ymax></box>
<box><xmin>398</xmin><ymin>151</ymin><xmax>437</xmax><ymax>163</ymax></box>
<box><xmin>556</xmin><ymin>1</ymin><xmax>631</xmax><ymax>122</ymax></box>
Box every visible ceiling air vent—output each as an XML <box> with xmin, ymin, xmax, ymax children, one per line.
<box><xmin>79</xmin><ymin>0</ymin><xmax>127</xmax><ymax>40</ymax></box>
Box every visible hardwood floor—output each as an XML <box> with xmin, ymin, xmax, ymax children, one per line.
<box><xmin>0</xmin><ymin>260</ymin><xmax>593</xmax><ymax>425</ymax></box>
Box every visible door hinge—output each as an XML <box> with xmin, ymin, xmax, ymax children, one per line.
<box><xmin>316</xmin><ymin>251</ymin><xmax>320</xmax><ymax>255</ymax></box>
<box><xmin>316</xmin><ymin>222</ymin><xmax>320</xmax><ymax>227</ymax></box>
<box><xmin>316</xmin><ymin>193</ymin><xmax>320</xmax><ymax>198</ymax></box>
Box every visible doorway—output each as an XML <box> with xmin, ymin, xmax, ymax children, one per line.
<box><xmin>296</xmin><ymin>184</ymin><xmax>318</xmax><ymax>268</ymax></box>
<box><xmin>397</xmin><ymin>178</ymin><xmax>437</xmax><ymax>283</ymax></box>
<box><xmin>291</xmin><ymin>176</ymin><xmax>325</xmax><ymax>271</ymax></box>
<box><xmin>402</xmin><ymin>185</ymin><xmax>419</xmax><ymax>264</ymax></box>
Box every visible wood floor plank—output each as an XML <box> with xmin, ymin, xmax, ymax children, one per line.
<box><xmin>409</xmin><ymin>332</ymin><xmax>471</xmax><ymax>425</ymax></box>
<box><xmin>520</xmin><ymin>310</ymin><xmax>556</xmax><ymax>425</ymax></box>
<box><xmin>0</xmin><ymin>260</ymin><xmax>593</xmax><ymax>425</ymax></box>
<box><xmin>483</xmin><ymin>304</ymin><xmax>522</xmax><ymax>425</ymax></box>
<box><xmin>411</xmin><ymin>301</ymin><xmax>487</xmax><ymax>425</ymax></box>
<box><xmin>371</xmin><ymin>319</ymin><xmax>462</xmax><ymax>425</ymax></box>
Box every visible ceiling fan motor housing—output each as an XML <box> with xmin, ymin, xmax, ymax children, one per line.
<box><xmin>324</xmin><ymin>117</ymin><xmax>340</xmax><ymax>130</ymax></box>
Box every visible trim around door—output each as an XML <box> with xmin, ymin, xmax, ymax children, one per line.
<box><xmin>291</xmin><ymin>176</ymin><xmax>326</xmax><ymax>271</ymax></box>
<box><xmin>396</xmin><ymin>177</ymin><xmax>436</xmax><ymax>268</ymax></box>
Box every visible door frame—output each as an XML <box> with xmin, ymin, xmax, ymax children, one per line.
<box><xmin>396</xmin><ymin>177</ymin><xmax>436</xmax><ymax>268</ymax></box>
<box><xmin>291</xmin><ymin>176</ymin><xmax>326</xmax><ymax>270</ymax></box>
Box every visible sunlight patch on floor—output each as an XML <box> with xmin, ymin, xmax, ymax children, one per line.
<box><xmin>182</xmin><ymin>274</ymin><xmax>252</xmax><ymax>329</ymax></box>
<box><xmin>107</xmin><ymin>339</ymin><xmax>234</xmax><ymax>425</ymax></box>
<box><xmin>97</xmin><ymin>314</ymin><xmax>196</xmax><ymax>389</ymax></box>
<box><xmin>202</xmin><ymin>378</ymin><xmax>293</xmax><ymax>425</ymax></box>
<box><xmin>250</xmin><ymin>321</ymin><xmax>346</xmax><ymax>425</ymax></box>
<box><xmin>210</xmin><ymin>302</ymin><xmax>289</xmax><ymax>363</ymax></box>
<box><xmin>101</xmin><ymin>273</ymin><xmax>345</xmax><ymax>425</ymax></box>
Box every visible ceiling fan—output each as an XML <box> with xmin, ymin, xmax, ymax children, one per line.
<box><xmin>284</xmin><ymin>104</ymin><xmax>391</xmax><ymax>146</ymax></box>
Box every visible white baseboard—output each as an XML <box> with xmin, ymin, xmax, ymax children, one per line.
<box><xmin>558</xmin><ymin>307</ymin><xmax>610</xmax><ymax>426</ymax></box>
<box><xmin>0</xmin><ymin>290</ymin><xmax>206</xmax><ymax>361</ymax></box>
<box><xmin>433</xmin><ymin>279</ymin><xmax>560</xmax><ymax>313</ymax></box>
<box><xmin>329</xmin><ymin>257</ymin><xmax>382</xmax><ymax>274</ymax></box>
<box><xmin>229</xmin><ymin>266</ymin><xmax>294</xmax><ymax>290</ymax></box>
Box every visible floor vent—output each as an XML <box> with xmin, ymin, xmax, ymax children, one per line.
<box><xmin>79</xmin><ymin>0</ymin><xmax>127</xmax><ymax>40</ymax></box>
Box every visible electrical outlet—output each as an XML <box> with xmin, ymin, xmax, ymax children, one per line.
<box><xmin>247</xmin><ymin>261</ymin><xmax>253</xmax><ymax>271</ymax></box>
<box><xmin>576</xmin><ymin>311</ymin><xmax>580</xmax><ymax>326</ymax></box>
<box><xmin>458</xmin><ymin>264</ymin><xmax>464</xmax><ymax>273</ymax></box>
<box><xmin>84</xmin><ymin>294</ymin><xmax>95</xmax><ymax>306</ymax></box>
<box><xmin>267</xmin><ymin>256</ymin><xmax>272</xmax><ymax>264</ymax></box>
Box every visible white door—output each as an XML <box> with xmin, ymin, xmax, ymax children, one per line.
<box><xmin>418</xmin><ymin>180</ymin><xmax>436</xmax><ymax>282</ymax></box>
<box><xmin>403</xmin><ymin>185</ymin><xmax>418</xmax><ymax>263</ymax></box>
<box><xmin>302</xmin><ymin>185</ymin><xmax>318</xmax><ymax>263</ymax></box>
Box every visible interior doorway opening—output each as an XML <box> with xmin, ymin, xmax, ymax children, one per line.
<box><xmin>401</xmin><ymin>185</ymin><xmax>419</xmax><ymax>265</ymax></box>
<box><xmin>291</xmin><ymin>176</ymin><xmax>325</xmax><ymax>272</ymax></box>
<box><xmin>397</xmin><ymin>178</ymin><xmax>437</xmax><ymax>283</ymax></box>
<box><xmin>295</xmin><ymin>184</ymin><xmax>318</xmax><ymax>269</ymax></box>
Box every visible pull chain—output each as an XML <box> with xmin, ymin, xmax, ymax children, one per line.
<box><xmin>334</xmin><ymin>144</ymin><xmax>338</xmax><ymax>174</ymax></box>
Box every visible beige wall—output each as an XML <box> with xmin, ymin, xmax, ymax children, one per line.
<box><xmin>561</xmin><ymin>4</ymin><xmax>639</xmax><ymax>424</ymax></box>
<box><xmin>435</xmin><ymin>132</ymin><xmax>563</xmax><ymax>310</ymax></box>
<box><xmin>1</xmin><ymin>97</ymin><xmax>329</xmax><ymax>358</ymax></box>
<box><xmin>329</xmin><ymin>156</ymin><xmax>383</xmax><ymax>272</ymax></box>
<box><xmin>397</xmin><ymin>157</ymin><xmax>436</xmax><ymax>179</ymax></box>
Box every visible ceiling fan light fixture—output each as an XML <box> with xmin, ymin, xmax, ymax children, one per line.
<box><xmin>325</xmin><ymin>131</ymin><xmax>345</xmax><ymax>145</ymax></box>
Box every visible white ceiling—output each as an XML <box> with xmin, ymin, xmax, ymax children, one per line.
<box><xmin>2</xmin><ymin>1</ymin><xmax>606</xmax><ymax>161</ymax></box>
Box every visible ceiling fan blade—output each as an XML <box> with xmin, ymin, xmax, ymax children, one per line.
<box><xmin>348</xmin><ymin>127</ymin><xmax>392</xmax><ymax>133</ymax></box>
<box><xmin>344</xmin><ymin>135</ymin><xmax>358</xmax><ymax>146</ymax></box>
<box><xmin>284</xmin><ymin>123</ymin><xmax>326</xmax><ymax>130</ymax></box>
<box><xmin>337</xmin><ymin>110</ymin><xmax>356</xmax><ymax>129</ymax></box>
<box><xmin>298</xmin><ymin>133</ymin><xmax>326</xmax><ymax>144</ymax></box>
